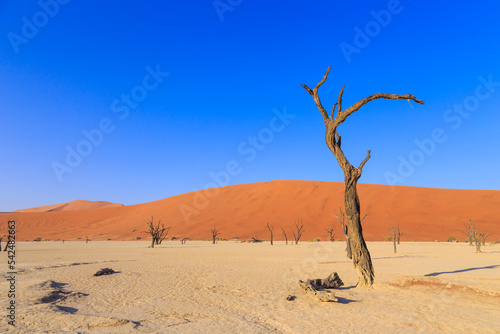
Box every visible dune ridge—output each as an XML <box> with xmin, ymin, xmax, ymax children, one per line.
<box><xmin>14</xmin><ymin>199</ymin><xmax>123</xmax><ymax>213</ymax></box>
<box><xmin>2</xmin><ymin>180</ymin><xmax>499</xmax><ymax>242</ymax></box>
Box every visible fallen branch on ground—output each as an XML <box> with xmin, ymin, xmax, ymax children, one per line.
<box><xmin>298</xmin><ymin>272</ymin><xmax>344</xmax><ymax>302</ymax></box>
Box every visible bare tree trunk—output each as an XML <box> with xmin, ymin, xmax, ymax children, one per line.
<box><xmin>303</xmin><ymin>66</ymin><xmax>423</xmax><ymax>287</ymax></box>
<box><xmin>390</xmin><ymin>227</ymin><xmax>398</xmax><ymax>253</ymax></box>
<box><xmin>345</xmin><ymin>236</ymin><xmax>352</xmax><ymax>259</ymax></box>
<box><xmin>281</xmin><ymin>227</ymin><xmax>288</xmax><ymax>245</ymax></box>
<box><xmin>344</xmin><ymin>176</ymin><xmax>374</xmax><ymax>286</ymax></box>
<box><xmin>475</xmin><ymin>240</ymin><xmax>481</xmax><ymax>253</ymax></box>
<box><xmin>266</xmin><ymin>222</ymin><xmax>274</xmax><ymax>245</ymax></box>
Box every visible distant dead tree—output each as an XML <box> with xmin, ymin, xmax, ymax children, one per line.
<box><xmin>0</xmin><ymin>235</ymin><xmax>5</xmax><ymax>251</ymax></box>
<box><xmin>454</xmin><ymin>219</ymin><xmax>476</xmax><ymax>246</ymax></box>
<box><xmin>454</xmin><ymin>219</ymin><xmax>492</xmax><ymax>253</ymax></box>
<box><xmin>281</xmin><ymin>227</ymin><xmax>288</xmax><ymax>245</ymax></box>
<box><xmin>472</xmin><ymin>225</ymin><xmax>482</xmax><ymax>253</ymax></box>
<box><xmin>479</xmin><ymin>230</ymin><xmax>493</xmax><ymax>246</ymax></box>
<box><xmin>389</xmin><ymin>227</ymin><xmax>398</xmax><ymax>253</ymax></box>
<box><xmin>266</xmin><ymin>222</ymin><xmax>274</xmax><ymax>245</ymax></box>
<box><xmin>325</xmin><ymin>226</ymin><xmax>336</xmax><ymax>242</ymax></box>
<box><xmin>144</xmin><ymin>216</ymin><xmax>172</xmax><ymax>248</ymax></box>
<box><xmin>85</xmin><ymin>236</ymin><xmax>89</xmax><ymax>243</ymax></box>
<box><xmin>211</xmin><ymin>226</ymin><xmax>221</xmax><ymax>244</ymax></box>
<box><xmin>395</xmin><ymin>225</ymin><xmax>403</xmax><ymax>244</ymax></box>
<box><xmin>303</xmin><ymin>66</ymin><xmax>423</xmax><ymax>286</ymax></box>
<box><xmin>289</xmin><ymin>219</ymin><xmax>305</xmax><ymax>245</ymax></box>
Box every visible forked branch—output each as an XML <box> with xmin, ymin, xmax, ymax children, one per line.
<box><xmin>358</xmin><ymin>150</ymin><xmax>371</xmax><ymax>170</ymax></box>
<box><xmin>301</xmin><ymin>66</ymin><xmax>332</xmax><ymax>125</ymax></box>
<box><xmin>301</xmin><ymin>66</ymin><xmax>424</xmax><ymax>131</ymax></box>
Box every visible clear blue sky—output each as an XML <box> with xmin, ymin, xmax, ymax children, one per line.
<box><xmin>1</xmin><ymin>0</ymin><xmax>499</xmax><ymax>212</ymax></box>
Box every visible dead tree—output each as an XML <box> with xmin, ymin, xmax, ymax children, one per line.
<box><xmin>266</xmin><ymin>222</ymin><xmax>274</xmax><ymax>245</ymax></box>
<box><xmin>85</xmin><ymin>236</ymin><xmax>89</xmax><ymax>243</ymax></box>
<box><xmin>281</xmin><ymin>227</ymin><xmax>288</xmax><ymax>245</ymax></box>
<box><xmin>211</xmin><ymin>226</ymin><xmax>221</xmax><ymax>244</ymax></box>
<box><xmin>390</xmin><ymin>227</ymin><xmax>398</xmax><ymax>253</ymax></box>
<box><xmin>144</xmin><ymin>216</ymin><xmax>172</xmax><ymax>248</ymax></box>
<box><xmin>303</xmin><ymin>67</ymin><xmax>424</xmax><ymax>287</ymax></box>
<box><xmin>479</xmin><ymin>230</ymin><xmax>493</xmax><ymax>246</ymax></box>
<box><xmin>471</xmin><ymin>225</ymin><xmax>492</xmax><ymax>253</ymax></box>
<box><xmin>396</xmin><ymin>225</ymin><xmax>403</xmax><ymax>244</ymax></box>
<box><xmin>454</xmin><ymin>219</ymin><xmax>475</xmax><ymax>246</ymax></box>
<box><xmin>290</xmin><ymin>219</ymin><xmax>305</xmax><ymax>245</ymax></box>
<box><xmin>0</xmin><ymin>235</ymin><xmax>5</xmax><ymax>251</ymax></box>
<box><xmin>325</xmin><ymin>226</ymin><xmax>336</xmax><ymax>242</ymax></box>
<box><xmin>455</xmin><ymin>219</ymin><xmax>493</xmax><ymax>253</ymax></box>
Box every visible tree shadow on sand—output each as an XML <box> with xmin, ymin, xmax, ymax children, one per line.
<box><xmin>425</xmin><ymin>264</ymin><xmax>499</xmax><ymax>277</ymax></box>
<box><xmin>335</xmin><ymin>296</ymin><xmax>359</xmax><ymax>304</ymax></box>
<box><xmin>337</xmin><ymin>285</ymin><xmax>357</xmax><ymax>290</ymax></box>
<box><xmin>373</xmin><ymin>255</ymin><xmax>421</xmax><ymax>260</ymax></box>
<box><xmin>56</xmin><ymin>306</ymin><xmax>78</xmax><ymax>314</ymax></box>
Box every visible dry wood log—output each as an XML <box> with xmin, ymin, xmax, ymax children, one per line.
<box><xmin>94</xmin><ymin>268</ymin><xmax>115</xmax><ymax>276</ymax></box>
<box><xmin>298</xmin><ymin>272</ymin><xmax>344</xmax><ymax>302</ymax></box>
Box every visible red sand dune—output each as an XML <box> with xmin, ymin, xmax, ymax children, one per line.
<box><xmin>1</xmin><ymin>181</ymin><xmax>499</xmax><ymax>242</ymax></box>
<box><xmin>14</xmin><ymin>199</ymin><xmax>123</xmax><ymax>213</ymax></box>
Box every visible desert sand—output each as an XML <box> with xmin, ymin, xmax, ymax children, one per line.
<box><xmin>1</xmin><ymin>181</ymin><xmax>499</xmax><ymax>242</ymax></box>
<box><xmin>0</xmin><ymin>240</ymin><xmax>499</xmax><ymax>333</ymax></box>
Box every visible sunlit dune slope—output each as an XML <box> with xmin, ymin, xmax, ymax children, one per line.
<box><xmin>2</xmin><ymin>181</ymin><xmax>499</xmax><ymax>242</ymax></box>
